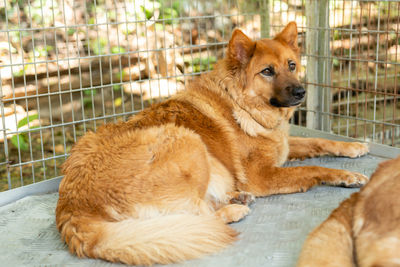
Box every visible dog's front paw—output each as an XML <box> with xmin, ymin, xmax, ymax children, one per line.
<box><xmin>340</xmin><ymin>142</ymin><xmax>369</xmax><ymax>158</ymax></box>
<box><xmin>331</xmin><ymin>170</ymin><xmax>369</xmax><ymax>188</ymax></box>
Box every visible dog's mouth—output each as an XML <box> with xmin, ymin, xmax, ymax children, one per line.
<box><xmin>270</xmin><ymin>98</ymin><xmax>304</xmax><ymax>108</ymax></box>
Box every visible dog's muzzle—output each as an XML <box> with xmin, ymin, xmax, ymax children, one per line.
<box><xmin>270</xmin><ymin>86</ymin><xmax>306</xmax><ymax>107</ymax></box>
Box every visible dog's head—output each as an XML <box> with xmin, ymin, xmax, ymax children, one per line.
<box><xmin>227</xmin><ymin>22</ymin><xmax>304</xmax><ymax>108</ymax></box>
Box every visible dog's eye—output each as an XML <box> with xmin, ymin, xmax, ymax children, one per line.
<box><xmin>260</xmin><ymin>67</ymin><xmax>275</xmax><ymax>77</ymax></box>
<box><xmin>288</xmin><ymin>61</ymin><xmax>296</xmax><ymax>72</ymax></box>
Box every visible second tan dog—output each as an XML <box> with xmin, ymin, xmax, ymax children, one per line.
<box><xmin>298</xmin><ymin>156</ymin><xmax>400</xmax><ymax>267</ymax></box>
<box><xmin>56</xmin><ymin>22</ymin><xmax>369</xmax><ymax>266</ymax></box>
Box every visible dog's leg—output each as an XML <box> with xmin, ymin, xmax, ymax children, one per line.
<box><xmin>240</xmin><ymin>153</ymin><xmax>368</xmax><ymax>196</ymax></box>
<box><xmin>288</xmin><ymin>137</ymin><xmax>369</xmax><ymax>160</ymax></box>
<box><xmin>297</xmin><ymin>193</ymin><xmax>358</xmax><ymax>267</ymax></box>
<box><xmin>242</xmin><ymin>165</ymin><xmax>368</xmax><ymax>196</ymax></box>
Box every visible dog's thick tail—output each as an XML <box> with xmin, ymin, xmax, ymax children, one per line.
<box><xmin>59</xmin><ymin>213</ymin><xmax>237</xmax><ymax>266</ymax></box>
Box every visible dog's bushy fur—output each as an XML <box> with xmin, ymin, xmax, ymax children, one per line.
<box><xmin>56</xmin><ymin>22</ymin><xmax>369</xmax><ymax>265</ymax></box>
<box><xmin>297</xmin><ymin>156</ymin><xmax>400</xmax><ymax>267</ymax></box>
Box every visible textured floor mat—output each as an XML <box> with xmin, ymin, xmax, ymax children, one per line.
<box><xmin>0</xmin><ymin>155</ymin><xmax>386</xmax><ymax>267</ymax></box>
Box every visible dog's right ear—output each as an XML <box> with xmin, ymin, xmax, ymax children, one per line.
<box><xmin>227</xmin><ymin>29</ymin><xmax>255</xmax><ymax>67</ymax></box>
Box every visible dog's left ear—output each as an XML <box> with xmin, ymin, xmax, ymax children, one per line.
<box><xmin>228</xmin><ymin>29</ymin><xmax>255</xmax><ymax>66</ymax></box>
<box><xmin>274</xmin><ymin>22</ymin><xmax>299</xmax><ymax>52</ymax></box>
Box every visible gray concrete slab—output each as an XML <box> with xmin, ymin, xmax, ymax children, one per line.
<box><xmin>0</xmin><ymin>155</ymin><xmax>386</xmax><ymax>267</ymax></box>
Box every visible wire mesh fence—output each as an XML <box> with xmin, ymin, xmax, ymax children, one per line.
<box><xmin>0</xmin><ymin>0</ymin><xmax>399</xmax><ymax>192</ymax></box>
<box><xmin>300</xmin><ymin>0</ymin><xmax>400</xmax><ymax>147</ymax></box>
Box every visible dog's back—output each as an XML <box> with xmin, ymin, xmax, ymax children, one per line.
<box><xmin>297</xmin><ymin>156</ymin><xmax>400</xmax><ymax>267</ymax></box>
<box><xmin>353</xmin><ymin>157</ymin><xmax>400</xmax><ymax>267</ymax></box>
<box><xmin>56</xmin><ymin>121</ymin><xmax>239</xmax><ymax>266</ymax></box>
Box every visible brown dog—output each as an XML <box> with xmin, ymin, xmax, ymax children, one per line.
<box><xmin>56</xmin><ymin>22</ymin><xmax>369</xmax><ymax>266</ymax></box>
<box><xmin>297</xmin><ymin>156</ymin><xmax>400</xmax><ymax>267</ymax></box>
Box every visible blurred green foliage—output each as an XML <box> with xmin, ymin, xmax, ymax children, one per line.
<box><xmin>10</xmin><ymin>114</ymin><xmax>39</xmax><ymax>152</ymax></box>
<box><xmin>185</xmin><ymin>56</ymin><xmax>217</xmax><ymax>72</ymax></box>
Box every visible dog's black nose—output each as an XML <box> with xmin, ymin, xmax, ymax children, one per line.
<box><xmin>292</xmin><ymin>86</ymin><xmax>306</xmax><ymax>99</ymax></box>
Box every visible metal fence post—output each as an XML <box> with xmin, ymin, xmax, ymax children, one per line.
<box><xmin>260</xmin><ymin>0</ymin><xmax>270</xmax><ymax>38</ymax></box>
<box><xmin>305</xmin><ymin>0</ymin><xmax>331</xmax><ymax>131</ymax></box>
